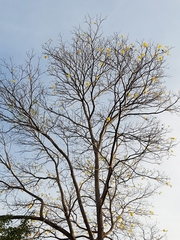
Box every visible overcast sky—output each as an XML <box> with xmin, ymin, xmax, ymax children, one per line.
<box><xmin>0</xmin><ymin>1</ymin><xmax>180</xmax><ymax>239</ymax></box>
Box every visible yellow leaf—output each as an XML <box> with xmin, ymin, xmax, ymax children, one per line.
<box><xmin>141</xmin><ymin>53</ymin><xmax>145</xmax><ymax>58</ymax></box>
<box><xmin>142</xmin><ymin>42</ymin><xmax>149</xmax><ymax>48</ymax></box>
<box><xmin>158</xmin><ymin>56</ymin><xmax>163</xmax><ymax>61</ymax></box>
<box><xmin>133</xmin><ymin>93</ymin><xmax>138</xmax><ymax>98</ymax></box>
<box><xmin>97</xmin><ymin>46</ymin><xmax>103</xmax><ymax>52</ymax></box>
<box><xmin>27</xmin><ymin>203</ymin><xmax>33</xmax><ymax>209</ymax></box>
<box><xmin>121</xmin><ymin>49</ymin><xmax>125</xmax><ymax>55</ymax></box>
<box><xmin>129</xmin><ymin>212</ymin><xmax>134</xmax><ymax>216</ymax></box>
<box><xmin>119</xmin><ymin>223</ymin><xmax>125</xmax><ymax>230</ymax></box>
<box><xmin>106</xmin><ymin>117</ymin><xmax>111</xmax><ymax>122</ymax></box>
<box><xmin>143</xmin><ymin>88</ymin><xmax>148</xmax><ymax>94</ymax></box>
<box><xmin>106</xmin><ymin>48</ymin><xmax>111</xmax><ymax>53</ymax></box>
<box><xmin>117</xmin><ymin>215</ymin><xmax>121</xmax><ymax>222</ymax></box>
<box><xmin>126</xmin><ymin>173</ymin><xmax>131</xmax><ymax>178</ymax></box>
<box><xmin>152</xmin><ymin>77</ymin><xmax>158</xmax><ymax>82</ymax></box>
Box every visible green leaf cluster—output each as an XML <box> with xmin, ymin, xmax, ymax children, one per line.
<box><xmin>0</xmin><ymin>216</ymin><xmax>31</xmax><ymax>240</ymax></box>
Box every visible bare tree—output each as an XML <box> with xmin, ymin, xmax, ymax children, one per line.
<box><xmin>0</xmin><ymin>16</ymin><xmax>179</xmax><ymax>240</ymax></box>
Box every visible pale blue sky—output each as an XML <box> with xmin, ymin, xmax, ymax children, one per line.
<box><xmin>0</xmin><ymin>0</ymin><xmax>180</xmax><ymax>239</ymax></box>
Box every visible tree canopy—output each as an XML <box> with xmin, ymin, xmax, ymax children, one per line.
<box><xmin>0</xmin><ymin>16</ymin><xmax>179</xmax><ymax>240</ymax></box>
<box><xmin>0</xmin><ymin>215</ymin><xmax>32</xmax><ymax>240</ymax></box>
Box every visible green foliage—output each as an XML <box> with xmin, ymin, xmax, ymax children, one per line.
<box><xmin>0</xmin><ymin>216</ymin><xmax>31</xmax><ymax>240</ymax></box>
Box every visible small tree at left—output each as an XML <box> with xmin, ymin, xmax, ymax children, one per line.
<box><xmin>0</xmin><ymin>215</ymin><xmax>33</xmax><ymax>240</ymax></box>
